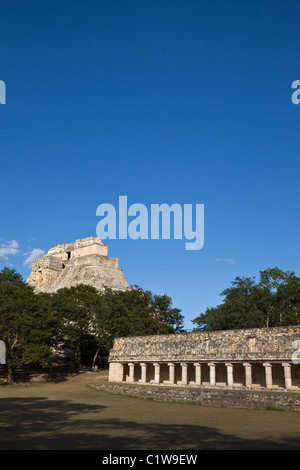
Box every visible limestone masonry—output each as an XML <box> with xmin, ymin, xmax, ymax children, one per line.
<box><xmin>27</xmin><ymin>237</ymin><xmax>129</xmax><ymax>293</ymax></box>
<box><xmin>109</xmin><ymin>326</ymin><xmax>300</xmax><ymax>391</ymax></box>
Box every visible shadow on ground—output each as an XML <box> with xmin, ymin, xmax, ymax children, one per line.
<box><xmin>0</xmin><ymin>396</ymin><xmax>299</xmax><ymax>450</ymax></box>
<box><xmin>0</xmin><ymin>369</ymin><xmax>81</xmax><ymax>385</ymax></box>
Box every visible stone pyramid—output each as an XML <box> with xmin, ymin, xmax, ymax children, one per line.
<box><xmin>27</xmin><ymin>237</ymin><xmax>130</xmax><ymax>293</ymax></box>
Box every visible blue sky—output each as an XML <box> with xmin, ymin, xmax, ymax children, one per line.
<box><xmin>0</xmin><ymin>0</ymin><xmax>299</xmax><ymax>330</ymax></box>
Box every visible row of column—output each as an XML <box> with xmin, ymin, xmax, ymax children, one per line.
<box><xmin>126</xmin><ymin>362</ymin><xmax>295</xmax><ymax>390</ymax></box>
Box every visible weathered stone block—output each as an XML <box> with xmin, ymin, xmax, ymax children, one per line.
<box><xmin>27</xmin><ymin>237</ymin><xmax>129</xmax><ymax>293</ymax></box>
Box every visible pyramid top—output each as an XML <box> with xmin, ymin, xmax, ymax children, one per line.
<box><xmin>48</xmin><ymin>236</ymin><xmax>109</xmax><ymax>260</ymax></box>
<box><xmin>27</xmin><ymin>236</ymin><xmax>129</xmax><ymax>293</ymax></box>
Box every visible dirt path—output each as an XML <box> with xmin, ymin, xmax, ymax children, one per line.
<box><xmin>0</xmin><ymin>372</ymin><xmax>299</xmax><ymax>450</ymax></box>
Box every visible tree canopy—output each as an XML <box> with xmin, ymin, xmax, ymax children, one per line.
<box><xmin>192</xmin><ymin>267</ymin><xmax>300</xmax><ymax>332</ymax></box>
<box><xmin>50</xmin><ymin>284</ymin><xmax>184</xmax><ymax>368</ymax></box>
<box><xmin>2</xmin><ymin>264</ymin><xmax>299</xmax><ymax>382</ymax></box>
<box><xmin>0</xmin><ymin>268</ymin><xmax>59</xmax><ymax>382</ymax></box>
<box><xmin>0</xmin><ymin>267</ymin><xmax>184</xmax><ymax>381</ymax></box>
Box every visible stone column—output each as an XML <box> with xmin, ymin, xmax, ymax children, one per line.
<box><xmin>282</xmin><ymin>363</ymin><xmax>292</xmax><ymax>390</ymax></box>
<box><xmin>194</xmin><ymin>363</ymin><xmax>201</xmax><ymax>386</ymax></box>
<box><xmin>209</xmin><ymin>363</ymin><xmax>216</xmax><ymax>386</ymax></box>
<box><xmin>243</xmin><ymin>363</ymin><xmax>252</xmax><ymax>388</ymax></box>
<box><xmin>128</xmin><ymin>363</ymin><xmax>135</xmax><ymax>382</ymax></box>
<box><xmin>181</xmin><ymin>363</ymin><xmax>188</xmax><ymax>385</ymax></box>
<box><xmin>226</xmin><ymin>363</ymin><xmax>233</xmax><ymax>387</ymax></box>
<box><xmin>263</xmin><ymin>363</ymin><xmax>273</xmax><ymax>389</ymax></box>
<box><xmin>168</xmin><ymin>363</ymin><xmax>175</xmax><ymax>384</ymax></box>
<box><xmin>119</xmin><ymin>363</ymin><xmax>124</xmax><ymax>382</ymax></box>
<box><xmin>140</xmin><ymin>363</ymin><xmax>147</xmax><ymax>383</ymax></box>
<box><xmin>154</xmin><ymin>363</ymin><xmax>160</xmax><ymax>384</ymax></box>
<box><xmin>109</xmin><ymin>362</ymin><xmax>124</xmax><ymax>383</ymax></box>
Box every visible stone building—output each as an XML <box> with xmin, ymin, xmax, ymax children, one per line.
<box><xmin>27</xmin><ymin>236</ymin><xmax>129</xmax><ymax>293</ymax></box>
<box><xmin>109</xmin><ymin>326</ymin><xmax>300</xmax><ymax>391</ymax></box>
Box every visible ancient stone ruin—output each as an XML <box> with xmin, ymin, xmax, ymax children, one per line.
<box><xmin>27</xmin><ymin>236</ymin><xmax>129</xmax><ymax>293</ymax></box>
<box><xmin>109</xmin><ymin>326</ymin><xmax>300</xmax><ymax>391</ymax></box>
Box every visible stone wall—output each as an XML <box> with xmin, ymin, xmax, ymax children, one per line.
<box><xmin>108</xmin><ymin>327</ymin><xmax>300</xmax><ymax>391</ymax></box>
<box><xmin>109</xmin><ymin>327</ymin><xmax>300</xmax><ymax>363</ymax></box>
<box><xmin>28</xmin><ymin>255</ymin><xmax>63</xmax><ymax>285</ymax></box>
<box><xmin>93</xmin><ymin>382</ymin><xmax>300</xmax><ymax>411</ymax></box>
<box><xmin>27</xmin><ymin>236</ymin><xmax>129</xmax><ymax>293</ymax></box>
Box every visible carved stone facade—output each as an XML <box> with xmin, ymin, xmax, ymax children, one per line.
<box><xmin>27</xmin><ymin>237</ymin><xmax>129</xmax><ymax>293</ymax></box>
<box><xmin>109</xmin><ymin>326</ymin><xmax>300</xmax><ymax>391</ymax></box>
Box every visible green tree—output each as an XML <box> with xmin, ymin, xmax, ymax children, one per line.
<box><xmin>0</xmin><ymin>271</ymin><xmax>185</xmax><ymax>375</ymax></box>
<box><xmin>276</xmin><ymin>274</ymin><xmax>300</xmax><ymax>325</ymax></box>
<box><xmin>150</xmin><ymin>292</ymin><xmax>184</xmax><ymax>333</ymax></box>
<box><xmin>51</xmin><ymin>285</ymin><xmax>101</xmax><ymax>368</ymax></box>
<box><xmin>51</xmin><ymin>285</ymin><xmax>184</xmax><ymax>368</ymax></box>
<box><xmin>192</xmin><ymin>267</ymin><xmax>300</xmax><ymax>332</ymax></box>
<box><xmin>94</xmin><ymin>286</ymin><xmax>185</xmax><ymax>358</ymax></box>
<box><xmin>0</xmin><ymin>268</ymin><xmax>57</xmax><ymax>383</ymax></box>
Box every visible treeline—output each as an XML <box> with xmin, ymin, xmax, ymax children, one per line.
<box><xmin>192</xmin><ymin>267</ymin><xmax>300</xmax><ymax>332</ymax></box>
<box><xmin>2</xmin><ymin>266</ymin><xmax>300</xmax><ymax>383</ymax></box>
<box><xmin>0</xmin><ymin>268</ymin><xmax>184</xmax><ymax>383</ymax></box>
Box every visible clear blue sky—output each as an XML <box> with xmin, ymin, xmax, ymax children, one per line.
<box><xmin>0</xmin><ymin>0</ymin><xmax>299</xmax><ymax>330</ymax></box>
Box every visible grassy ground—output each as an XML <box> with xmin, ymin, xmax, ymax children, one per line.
<box><xmin>0</xmin><ymin>371</ymin><xmax>300</xmax><ymax>450</ymax></box>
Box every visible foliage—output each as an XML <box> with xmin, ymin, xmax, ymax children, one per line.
<box><xmin>50</xmin><ymin>284</ymin><xmax>185</xmax><ymax>367</ymax></box>
<box><xmin>0</xmin><ymin>268</ymin><xmax>58</xmax><ymax>382</ymax></box>
<box><xmin>192</xmin><ymin>267</ymin><xmax>300</xmax><ymax>331</ymax></box>
<box><xmin>51</xmin><ymin>284</ymin><xmax>101</xmax><ymax>367</ymax></box>
<box><xmin>4</xmin><ymin>263</ymin><xmax>299</xmax><ymax>379</ymax></box>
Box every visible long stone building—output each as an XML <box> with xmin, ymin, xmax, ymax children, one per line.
<box><xmin>109</xmin><ymin>326</ymin><xmax>300</xmax><ymax>391</ymax></box>
<box><xmin>27</xmin><ymin>236</ymin><xmax>129</xmax><ymax>293</ymax></box>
